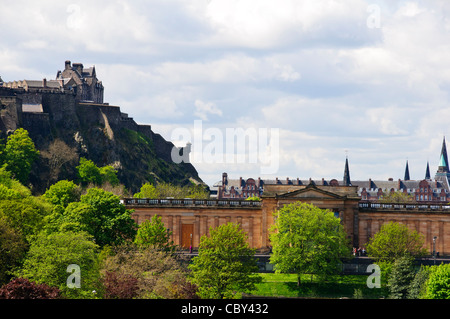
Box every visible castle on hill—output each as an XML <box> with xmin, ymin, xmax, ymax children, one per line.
<box><xmin>214</xmin><ymin>137</ymin><xmax>450</xmax><ymax>203</ymax></box>
<box><xmin>0</xmin><ymin>61</ymin><xmax>201</xmax><ymax>192</ymax></box>
<box><xmin>1</xmin><ymin>60</ymin><xmax>104</xmax><ymax>107</ymax></box>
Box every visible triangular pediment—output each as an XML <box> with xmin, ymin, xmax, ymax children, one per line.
<box><xmin>276</xmin><ymin>184</ymin><xmax>344</xmax><ymax>200</ymax></box>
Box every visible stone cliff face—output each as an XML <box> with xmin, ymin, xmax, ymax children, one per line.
<box><xmin>0</xmin><ymin>87</ymin><xmax>202</xmax><ymax>194</ymax></box>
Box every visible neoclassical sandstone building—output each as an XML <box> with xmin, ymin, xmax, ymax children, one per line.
<box><xmin>125</xmin><ymin>181</ymin><xmax>450</xmax><ymax>256</ymax></box>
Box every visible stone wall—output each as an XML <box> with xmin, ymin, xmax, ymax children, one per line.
<box><xmin>126</xmin><ymin>200</ymin><xmax>263</xmax><ymax>249</ymax></box>
<box><xmin>0</xmin><ymin>94</ymin><xmax>22</xmax><ymax>134</ymax></box>
<box><xmin>358</xmin><ymin>205</ymin><xmax>450</xmax><ymax>256</ymax></box>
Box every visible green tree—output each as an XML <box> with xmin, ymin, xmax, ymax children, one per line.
<box><xmin>133</xmin><ymin>183</ymin><xmax>160</xmax><ymax>199</ymax></box>
<box><xmin>408</xmin><ymin>265</ymin><xmax>431</xmax><ymax>299</ymax></box>
<box><xmin>379</xmin><ymin>191</ymin><xmax>416</xmax><ymax>203</ymax></box>
<box><xmin>153</xmin><ymin>182</ymin><xmax>210</xmax><ymax>199</ymax></box>
<box><xmin>0</xmin><ymin>217</ymin><xmax>28</xmax><ymax>285</ymax></box>
<box><xmin>269</xmin><ymin>202</ymin><xmax>351</xmax><ymax>285</ymax></box>
<box><xmin>62</xmin><ymin>188</ymin><xmax>137</xmax><ymax>247</ymax></box>
<box><xmin>17</xmin><ymin>231</ymin><xmax>101</xmax><ymax>299</ymax></box>
<box><xmin>99</xmin><ymin>166</ymin><xmax>119</xmax><ymax>186</ymax></box>
<box><xmin>367</xmin><ymin>222</ymin><xmax>427</xmax><ymax>263</ymax></box>
<box><xmin>188</xmin><ymin>222</ymin><xmax>261</xmax><ymax>299</ymax></box>
<box><xmin>134</xmin><ymin>215</ymin><xmax>175</xmax><ymax>252</ymax></box>
<box><xmin>0</xmin><ymin>197</ymin><xmax>52</xmax><ymax>241</ymax></box>
<box><xmin>0</xmin><ymin>165</ymin><xmax>32</xmax><ymax>200</ymax></box>
<box><xmin>76</xmin><ymin>157</ymin><xmax>102</xmax><ymax>185</ymax></box>
<box><xmin>42</xmin><ymin>180</ymin><xmax>81</xmax><ymax>208</ymax></box>
<box><xmin>2</xmin><ymin>128</ymin><xmax>39</xmax><ymax>184</ymax></box>
<box><xmin>186</xmin><ymin>183</ymin><xmax>210</xmax><ymax>199</ymax></box>
<box><xmin>387</xmin><ymin>255</ymin><xmax>416</xmax><ymax>299</ymax></box>
<box><xmin>76</xmin><ymin>157</ymin><xmax>119</xmax><ymax>187</ymax></box>
<box><xmin>424</xmin><ymin>264</ymin><xmax>450</xmax><ymax>299</ymax></box>
<box><xmin>101</xmin><ymin>245</ymin><xmax>196</xmax><ymax>299</ymax></box>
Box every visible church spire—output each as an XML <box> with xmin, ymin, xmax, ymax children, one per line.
<box><xmin>404</xmin><ymin>160</ymin><xmax>410</xmax><ymax>181</ymax></box>
<box><xmin>343</xmin><ymin>156</ymin><xmax>351</xmax><ymax>186</ymax></box>
<box><xmin>437</xmin><ymin>136</ymin><xmax>449</xmax><ymax>173</ymax></box>
<box><xmin>425</xmin><ymin>161</ymin><xmax>431</xmax><ymax>180</ymax></box>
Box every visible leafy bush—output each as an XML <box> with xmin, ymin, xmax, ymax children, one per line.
<box><xmin>425</xmin><ymin>264</ymin><xmax>450</xmax><ymax>299</ymax></box>
<box><xmin>0</xmin><ymin>277</ymin><xmax>60</xmax><ymax>299</ymax></box>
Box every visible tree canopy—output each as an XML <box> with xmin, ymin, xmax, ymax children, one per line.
<box><xmin>189</xmin><ymin>222</ymin><xmax>261</xmax><ymax>299</ymax></box>
<box><xmin>366</xmin><ymin>221</ymin><xmax>427</xmax><ymax>262</ymax></box>
<box><xmin>133</xmin><ymin>182</ymin><xmax>209</xmax><ymax>199</ymax></box>
<box><xmin>17</xmin><ymin>231</ymin><xmax>100</xmax><ymax>299</ymax></box>
<box><xmin>269</xmin><ymin>202</ymin><xmax>351</xmax><ymax>285</ymax></box>
<box><xmin>76</xmin><ymin>157</ymin><xmax>119</xmax><ymax>186</ymax></box>
<box><xmin>47</xmin><ymin>188</ymin><xmax>137</xmax><ymax>247</ymax></box>
<box><xmin>134</xmin><ymin>215</ymin><xmax>175</xmax><ymax>252</ymax></box>
<box><xmin>379</xmin><ymin>191</ymin><xmax>416</xmax><ymax>203</ymax></box>
<box><xmin>42</xmin><ymin>180</ymin><xmax>81</xmax><ymax>209</ymax></box>
<box><xmin>1</xmin><ymin>128</ymin><xmax>39</xmax><ymax>184</ymax></box>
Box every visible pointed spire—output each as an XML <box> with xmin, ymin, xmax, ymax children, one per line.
<box><xmin>343</xmin><ymin>156</ymin><xmax>351</xmax><ymax>186</ymax></box>
<box><xmin>425</xmin><ymin>161</ymin><xmax>431</xmax><ymax>180</ymax></box>
<box><xmin>438</xmin><ymin>136</ymin><xmax>449</xmax><ymax>173</ymax></box>
<box><xmin>404</xmin><ymin>160</ymin><xmax>410</xmax><ymax>181</ymax></box>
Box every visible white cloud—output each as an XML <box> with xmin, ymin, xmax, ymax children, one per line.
<box><xmin>1</xmin><ymin>0</ymin><xmax>450</xmax><ymax>186</ymax></box>
<box><xmin>194</xmin><ymin>100</ymin><xmax>222</xmax><ymax>121</ymax></box>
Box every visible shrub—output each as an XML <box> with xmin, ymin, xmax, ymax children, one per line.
<box><xmin>0</xmin><ymin>277</ymin><xmax>60</xmax><ymax>299</ymax></box>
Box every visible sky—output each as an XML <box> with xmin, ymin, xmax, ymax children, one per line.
<box><xmin>1</xmin><ymin>0</ymin><xmax>450</xmax><ymax>187</ymax></box>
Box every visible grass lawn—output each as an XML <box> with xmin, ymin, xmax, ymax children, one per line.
<box><xmin>249</xmin><ymin>273</ymin><xmax>388</xmax><ymax>299</ymax></box>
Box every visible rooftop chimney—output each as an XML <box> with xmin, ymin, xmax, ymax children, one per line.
<box><xmin>73</xmin><ymin>63</ymin><xmax>83</xmax><ymax>74</ymax></box>
<box><xmin>65</xmin><ymin>60</ymin><xmax>71</xmax><ymax>70</ymax></box>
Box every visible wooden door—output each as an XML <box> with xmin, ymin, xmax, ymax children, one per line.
<box><xmin>181</xmin><ymin>224</ymin><xmax>194</xmax><ymax>249</ymax></box>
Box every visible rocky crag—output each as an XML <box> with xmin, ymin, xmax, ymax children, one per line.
<box><xmin>0</xmin><ymin>64</ymin><xmax>202</xmax><ymax>194</ymax></box>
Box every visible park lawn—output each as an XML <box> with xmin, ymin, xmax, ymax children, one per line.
<box><xmin>249</xmin><ymin>273</ymin><xmax>388</xmax><ymax>299</ymax></box>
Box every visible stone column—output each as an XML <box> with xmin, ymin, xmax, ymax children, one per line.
<box><xmin>167</xmin><ymin>215</ymin><xmax>174</xmax><ymax>242</ymax></box>
<box><xmin>174</xmin><ymin>215</ymin><xmax>181</xmax><ymax>246</ymax></box>
<box><xmin>195</xmin><ymin>215</ymin><xmax>200</xmax><ymax>247</ymax></box>
<box><xmin>248</xmin><ymin>216</ymin><xmax>254</xmax><ymax>248</ymax></box>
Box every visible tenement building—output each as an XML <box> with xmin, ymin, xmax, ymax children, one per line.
<box><xmin>214</xmin><ymin>138</ymin><xmax>450</xmax><ymax>203</ymax></box>
<box><xmin>125</xmin><ymin>137</ymin><xmax>450</xmax><ymax>257</ymax></box>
